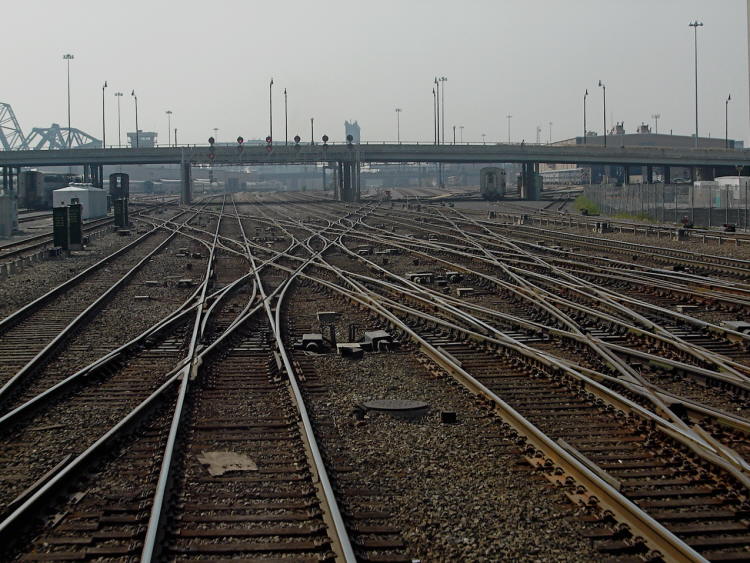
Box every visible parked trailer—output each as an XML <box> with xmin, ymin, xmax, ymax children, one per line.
<box><xmin>540</xmin><ymin>167</ymin><xmax>591</xmax><ymax>185</ymax></box>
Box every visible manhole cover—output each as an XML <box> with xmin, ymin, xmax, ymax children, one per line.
<box><xmin>362</xmin><ymin>399</ymin><xmax>429</xmax><ymax>419</ymax></box>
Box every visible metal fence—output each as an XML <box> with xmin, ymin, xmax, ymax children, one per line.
<box><xmin>583</xmin><ymin>183</ymin><xmax>750</xmax><ymax>228</ymax></box>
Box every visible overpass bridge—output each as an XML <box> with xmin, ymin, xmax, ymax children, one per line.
<box><xmin>1</xmin><ymin>142</ymin><xmax>749</xmax><ymax>202</ymax></box>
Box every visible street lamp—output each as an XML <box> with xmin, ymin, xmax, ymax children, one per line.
<box><xmin>452</xmin><ymin>124</ymin><xmax>456</xmax><ymax>145</ymax></box>
<box><xmin>101</xmin><ymin>81</ymin><xmax>107</xmax><ymax>148</ymax></box>
<box><xmin>114</xmin><ymin>92</ymin><xmax>123</xmax><ymax>147</ymax></box>
<box><xmin>598</xmin><ymin>80</ymin><xmax>607</xmax><ymax>147</ymax></box>
<box><xmin>310</xmin><ymin>117</ymin><xmax>314</xmax><ymax>146</ymax></box>
<box><xmin>63</xmin><ymin>54</ymin><xmax>74</xmax><ymax>148</ymax></box>
<box><xmin>166</xmin><ymin>111</ymin><xmax>173</xmax><ymax>146</ymax></box>
<box><xmin>548</xmin><ymin>121</ymin><xmax>553</xmax><ymax>144</ymax></box>
<box><xmin>432</xmin><ymin>87</ymin><xmax>437</xmax><ymax>144</ymax></box>
<box><xmin>459</xmin><ymin>125</ymin><xmax>464</xmax><ymax>143</ymax></box>
<box><xmin>131</xmin><ymin>90</ymin><xmax>139</xmax><ymax>148</ymax></box>
<box><xmin>395</xmin><ymin>108</ymin><xmax>402</xmax><ymax>143</ymax></box>
<box><xmin>651</xmin><ymin>113</ymin><xmax>661</xmax><ymax>134</ymax></box>
<box><xmin>506</xmin><ymin>114</ymin><xmax>512</xmax><ymax>143</ymax></box>
<box><xmin>284</xmin><ymin>88</ymin><xmax>288</xmax><ymax>146</ymax></box>
<box><xmin>725</xmin><ymin>94</ymin><xmax>732</xmax><ymax>148</ymax></box>
<box><xmin>689</xmin><ymin>21</ymin><xmax>704</xmax><ymax>148</ymax></box>
<box><xmin>269</xmin><ymin>77</ymin><xmax>274</xmax><ymax>143</ymax></box>
<box><xmin>434</xmin><ymin>78</ymin><xmax>440</xmax><ymax>145</ymax></box>
<box><xmin>583</xmin><ymin>89</ymin><xmax>588</xmax><ymax>144</ymax></box>
<box><xmin>438</xmin><ymin>76</ymin><xmax>447</xmax><ymax>144</ymax></box>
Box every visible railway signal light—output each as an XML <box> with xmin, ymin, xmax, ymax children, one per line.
<box><xmin>237</xmin><ymin>136</ymin><xmax>244</xmax><ymax>144</ymax></box>
<box><xmin>322</xmin><ymin>134</ymin><xmax>329</xmax><ymax>146</ymax></box>
<box><xmin>208</xmin><ymin>136</ymin><xmax>215</xmax><ymax>146</ymax></box>
<box><xmin>294</xmin><ymin>135</ymin><xmax>301</xmax><ymax>144</ymax></box>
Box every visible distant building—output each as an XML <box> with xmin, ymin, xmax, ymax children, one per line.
<box><xmin>540</xmin><ymin>123</ymin><xmax>743</xmax><ymax>183</ymax></box>
<box><xmin>127</xmin><ymin>131</ymin><xmax>158</xmax><ymax>148</ymax></box>
<box><xmin>345</xmin><ymin>120</ymin><xmax>360</xmax><ymax>143</ymax></box>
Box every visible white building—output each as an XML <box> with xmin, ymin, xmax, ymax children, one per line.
<box><xmin>53</xmin><ymin>185</ymin><xmax>107</xmax><ymax>220</ymax></box>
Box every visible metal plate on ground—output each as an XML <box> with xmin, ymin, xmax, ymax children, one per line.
<box><xmin>362</xmin><ymin>399</ymin><xmax>429</xmax><ymax>419</ymax></box>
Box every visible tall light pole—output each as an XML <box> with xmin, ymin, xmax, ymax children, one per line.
<box><xmin>432</xmin><ymin>88</ymin><xmax>437</xmax><ymax>144</ymax></box>
<box><xmin>434</xmin><ymin>78</ymin><xmax>440</xmax><ymax>145</ymax></box>
<box><xmin>284</xmin><ymin>88</ymin><xmax>288</xmax><ymax>146</ymax></box>
<box><xmin>114</xmin><ymin>92</ymin><xmax>123</xmax><ymax>147</ymax></box>
<box><xmin>726</xmin><ymin>94</ymin><xmax>732</xmax><ymax>148</ymax></box>
<box><xmin>598</xmin><ymin>80</ymin><xmax>607</xmax><ymax>147</ymax></box>
<box><xmin>459</xmin><ymin>125</ymin><xmax>464</xmax><ymax>143</ymax></box>
<box><xmin>506</xmin><ymin>114</ymin><xmax>512</xmax><ymax>143</ymax></box>
<box><xmin>310</xmin><ymin>117</ymin><xmax>314</xmax><ymax>146</ymax></box>
<box><xmin>131</xmin><ymin>90</ymin><xmax>139</xmax><ymax>148</ymax></box>
<box><xmin>452</xmin><ymin>124</ymin><xmax>456</xmax><ymax>145</ymax></box>
<box><xmin>166</xmin><ymin>111</ymin><xmax>173</xmax><ymax>146</ymax></box>
<box><xmin>481</xmin><ymin>133</ymin><xmax>486</xmax><ymax>145</ymax></box>
<box><xmin>548</xmin><ymin>121</ymin><xmax>553</xmax><ymax>144</ymax></box>
<box><xmin>583</xmin><ymin>89</ymin><xmax>588</xmax><ymax>144</ymax></box>
<box><xmin>101</xmin><ymin>81</ymin><xmax>107</xmax><ymax>148</ymax></box>
<box><xmin>439</xmin><ymin>76</ymin><xmax>447</xmax><ymax>144</ymax></box>
<box><xmin>213</xmin><ymin>128</ymin><xmax>219</xmax><ymax>143</ymax></box>
<box><xmin>269</xmin><ymin>77</ymin><xmax>274</xmax><ymax>143</ymax></box>
<box><xmin>395</xmin><ymin>108</ymin><xmax>402</xmax><ymax>143</ymax></box>
<box><xmin>536</xmin><ymin>125</ymin><xmax>541</xmax><ymax>144</ymax></box>
<box><xmin>652</xmin><ymin>113</ymin><xmax>661</xmax><ymax>134</ymax></box>
<box><xmin>689</xmin><ymin>21</ymin><xmax>704</xmax><ymax>148</ymax></box>
<box><xmin>63</xmin><ymin>54</ymin><xmax>74</xmax><ymax>148</ymax></box>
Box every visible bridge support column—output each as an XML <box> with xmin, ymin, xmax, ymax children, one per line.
<box><xmin>644</xmin><ymin>165</ymin><xmax>653</xmax><ymax>184</ymax></box>
<box><xmin>520</xmin><ymin>162</ymin><xmax>539</xmax><ymax>200</ymax></box>
<box><xmin>335</xmin><ymin>160</ymin><xmax>360</xmax><ymax>202</ymax></box>
<box><xmin>663</xmin><ymin>166</ymin><xmax>671</xmax><ymax>184</ymax></box>
<box><xmin>181</xmin><ymin>163</ymin><xmax>192</xmax><ymax>204</ymax></box>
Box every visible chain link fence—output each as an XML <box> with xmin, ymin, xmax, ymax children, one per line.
<box><xmin>583</xmin><ymin>183</ymin><xmax>750</xmax><ymax>228</ymax></box>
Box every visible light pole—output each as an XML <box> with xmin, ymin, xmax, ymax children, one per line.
<box><xmin>269</xmin><ymin>77</ymin><xmax>274</xmax><ymax>143</ymax></box>
<box><xmin>395</xmin><ymin>108</ymin><xmax>402</xmax><ymax>143</ymax></box>
<box><xmin>459</xmin><ymin>125</ymin><xmax>464</xmax><ymax>143</ymax></box>
<box><xmin>726</xmin><ymin>94</ymin><xmax>732</xmax><ymax>148</ymax></box>
<box><xmin>114</xmin><ymin>92</ymin><xmax>123</xmax><ymax>147</ymax></box>
<box><xmin>174</xmin><ymin>128</ymin><xmax>178</xmax><ymax>146</ymax></box>
<box><xmin>598</xmin><ymin>80</ymin><xmax>607</xmax><ymax>147</ymax></box>
<box><xmin>583</xmin><ymin>89</ymin><xmax>588</xmax><ymax>143</ymax></box>
<box><xmin>434</xmin><ymin>78</ymin><xmax>440</xmax><ymax>145</ymax></box>
<box><xmin>548</xmin><ymin>121</ymin><xmax>553</xmax><ymax>144</ymax></box>
<box><xmin>651</xmin><ymin>113</ymin><xmax>661</xmax><ymax>134</ymax></box>
<box><xmin>506</xmin><ymin>114</ymin><xmax>512</xmax><ymax>143</ymax></box>
<box><xmin>689</xmin><ymin>21</ymin><xmax>704</xmax><ymax>148</ymax></box>
<box><xmin>101</xmin><ymin>81</ymin><xmax>107</xmax><ymax>148</ymax></box>
<box><xmin>432</xmin><ymin>87</ymin><xmax>437</xmax><ymax>145</ymax></box>
<box><xmin>310</xmin><ymin>117</ymin><xmax>314</xmax><ymax>146</ymax></box>
<box><xmin>536</xmin><ymin>125</ymin><xmax>541</xmax><ymax>144</ymax></box>
<box><xmin>213</xmin><ymin>128</ymin><xmax>219</xmax><ymax>143</ymax></box>
<box><xmin>439</xmin><ymin>76</ymin><xmax>447</xmax><ymax>144</ymax></box>
<box><xmin>284</xmin><ymin>88</ymin><xmax>288</xmax><ymax>146</ymax></box>
<box><xmin>452</xmin><ymin>124</ymin><xmax>456</xmax><ymax>145</ymax></box>
<box><xmin>481</xmin><ymin>133</ymin><xmax>486</xmax><ymax>145</ymax></box>
<box><xmin>166</xmin><ymin>111</ymin><xmax>172</xmax><ymax>146</ymax></box>
<box><xmin>63</xmin><ymin>54</ymin><xmax>74</xmax><ymax>148</ymax></box>
<box><xmin>131</xmin><ymin>90</ymin><xmax>139</xmax><ymax>148</ymax></box>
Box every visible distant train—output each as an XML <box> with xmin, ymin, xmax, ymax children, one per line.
<box><xmin>539</xmin><ymin>167</ymin><xmax>590</xmax><ymax>185</ymax></box>
<box><xmin>479</xmin><ymin>167</ymin><xmax>507</xmax><ymax>200</ymax></box>
<box><xmin>18</xmin><ymin>171</ymin><xmax>82</xmax><ymax>209</ymax></box>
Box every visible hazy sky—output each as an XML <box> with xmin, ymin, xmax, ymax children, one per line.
<box><xmin>3</xmin><ymin>0</ymin><xmax>748</xmax><ymax>146</ymax></box>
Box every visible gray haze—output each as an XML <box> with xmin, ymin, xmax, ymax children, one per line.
<box><xmin>4</xmin><ymin>0</ymin><xmax>748</xmax><ymax>145</ymax></box>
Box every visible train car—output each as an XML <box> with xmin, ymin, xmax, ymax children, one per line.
<box><xmin>539</xmin><ymin>167</ymin><xmax>590</xmax><ymax>186</ymax></box>
<box><xmin>480</xmin><ymin>167</ymin><xmax>506</xmax><ymax>200</ymax></box>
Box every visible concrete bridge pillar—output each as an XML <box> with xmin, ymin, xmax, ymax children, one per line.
<box><xmin>181</xmin><ymin>163</ymin><xmax>192</xmax><ymax>204</ymax></box>
<box><xmin>520</xmin><ymin>162</ymin><xmax>540</xmax><ymax>200</ymax></box>
<box><xmin>335</xmin><ymin>159</ymin><xmax>361</xmax><ymax>202</ymax></box>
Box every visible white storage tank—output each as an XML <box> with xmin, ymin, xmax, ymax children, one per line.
<box><xmin>53</xmin><ymin>184</ymin><xmax>107</xmax><ymax>220</ymax></box>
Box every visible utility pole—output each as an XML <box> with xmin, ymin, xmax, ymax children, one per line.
<box><xmin>548</xmin><ymin>121</ymin><xmax>553</xmax><ymax>144</ymax></box>
<box><xmin>459</xmin><ymin>125</ymin><xmax>464</xmax><ymax>143</ymax></box>
<box><xmin>131</xmin><ymin>90</ymin><xmax>139</xmax><ymax>148</ymax></box>
<box><xmin>269</xmin><ymin>77</ymin><xmax>274</xmax><ymax>143</ymax></box>
<box><xmin>726</xmin><ymin>94</ymin><xmax>732</xmax><ymax>148</ymax></box>
<box><xmin>310</xmin><ymin>117</ymin><xmax>314</xmax><ymax>145</ymax></box>
<box><xmin>166</xmin><ymin>111</ymin><xmax>172</xmax><ymax>147</ymax></box>
<box><xmin>689</xmin><ymin>21</ymin><xmax>704</xmax><ymax>148</ymax></box>
<box><xmin>439</xmin><ymin>76</ymin><xmax>447</xmax><ymax>144</ymax></box>
<box><xmin>432</xmin><ymin>87</ymin><xmax>437</xmax><ymax>144</ymax></box>
<box><xmin>101</xmin><ymin>81</ymin><xmax>107</xmax><ymax>148</ymax></box>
